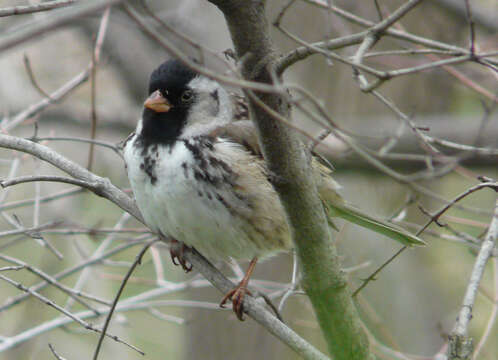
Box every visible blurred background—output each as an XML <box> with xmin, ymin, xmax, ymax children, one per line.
<box><xmin>0</xmin><ymin>0</ymin><xmax>497</xmax><ymax>359</ymax></box>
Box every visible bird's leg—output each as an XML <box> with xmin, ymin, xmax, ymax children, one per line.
<box><xmin>169</xmin><ymin>238</ymin><xmax>192</xmax><ymax>272</ymax></box>
<box><xmin>220</xmin><ymin>257</ymin><xmax>258</xmax><ymax>321</ymax></box>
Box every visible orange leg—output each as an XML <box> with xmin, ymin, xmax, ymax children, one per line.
<box><xmin>220</xmin><ymin>257</ymin><xmax>258</xmax><ymax>321</ymax></box>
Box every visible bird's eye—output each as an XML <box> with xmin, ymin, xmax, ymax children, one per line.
<box><xmin>181</xmin><ymin>90</ymin><xmax>193</xmax><ymax>102</ymax></box>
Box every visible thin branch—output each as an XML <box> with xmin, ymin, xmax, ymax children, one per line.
<box><xmin>472</xmin><ymin>258</ymin><xmax>498</xmax><ymax>359</ymax></box>
<box><xmin>354</xmin><ymin>182</ymin><xmax>498</xmax><ymax>297</ymax></box>
<box><xmin>0</xmin><ymin>221</ymin><xmax>61</xmax><ymax>239</ymax></box>
<box><xmin>369</xmin><ymin>0</ymin><xmax>425</xmax><ymax>34</ymax></box>
<box><xmin>183</xmin><ymin>247</ymin><xmax>331</xmax><ymax>360</ymax></box>
<box><xmin>1</xmin><ymin>175</ymin><xmax>100</xmax><ymax>190</ymax></box>
<box><xmin>0</xmin><ymin>0</ymin><xmax>122</xmax><ymax>53</ymax></box>
<box><xmin>463</xmin><ymin>0</ymin><xmax>476</xmax><ymax>55</ymax></box>
<box><xmin>3</xmin><ymin>69</ymin><xmax>90</xmax><ymax>131</ymax></box>
<box><xmin>0</xmin><ymin>281</ymin><xmax>224</xmax><ymax>352</ymax></box>
<box><xmin>0</xmin><ymin>238</ymin><xmax>147</xmax><ymax>313</ymax></box>
<box><xmin>122</xmin><ymin>4</ymin><xmax>286</xmax><ymax>94</ymax></box>
<box><xmin>0</xmin><ymin>135</ymin><xmax>139</xmax><ymax>217</ymax></box>
<box><xmin>48</xmin><ymin>343</ymin><xmax>67</xmax><ymax>360</ymax></box>
<box><xmin>0</xmin><ymin>253</ymin><xmax>106</xmax><ymax>313</ymax></box>
<box><xmin>0</xmin><ymin>0</ymin><xmax>77</xmax><ymax>17</ymax></box>
<box><xmin>23</xmin><ymin>54</ymin><xmax>55</xmax><ymax>102</ymax></box>
<box><xmin>423</xmin><ymin>182</ymin><xmax>498</xmax><ymax>227</ymax></box>
<box><xmin>0</xmin><ymin>273</ymin><xmax>143</xmax><ymax>355</ymax></box>
<box><xmin>425</xmin><ymin>135</ymin><xmax>498</xmax><ymax>156</ymax></box>
<box><xmin>300</xmin><ymin>0</ymin><xmax>498</xmax><ymax>102</ymax></box>
<box><xmin>0</xmin><ymin>187</ymin><xmax>83</xmax><ymax>212</ymax></box>
<box><xmin>0</xmin><ymin>266</ymin><xmax>24</xmax><ymax>272</ymax></box>
<box><xmin>63</xmin><ymin>213</ymin><xmax>132</xmax><ymax>311</ymax></box>
<box><xmin>352</xmin><ymin>246</ymin><xmax>407</xmax><ymax>298</ymax></box>
<box><xmin>32</xmin><ymin>137</ymin><xmax>122</xmax><ymax>157</ymax></box>
<box><xmin>434</xmin><ymin>0</ymin><xmax>497</xmax><ymax>32</ymax></box>
<box><xmin>275</xmin><ymin>31</ymin><xmax>366</xmax><ymax>75</ymax></box>
<box><xmin>87</xmin><ymin>6</ymin><xmax>111</xmax><ymax>171</ymax></box>
<box><xmin>448</xmin><ymin>198</ymin><xmax>498</xmax><ymax>359</ymax></box>
<box><xmin>93</xmin><ymin>240</ymin><xmax>156</xmax><ymax>360</ymax></box>
<box><xmin>303</xmin><ymin>0</ymin><xmax>472</xmax><ymax>53</ymax></box>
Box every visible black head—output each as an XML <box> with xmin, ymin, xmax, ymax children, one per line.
<box><xmin>140</xmin><ymin>59</ymin><xmax>198</xmax><ymax>145</ymax></box>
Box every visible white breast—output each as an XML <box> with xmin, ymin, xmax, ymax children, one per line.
<box><xmin>123</xmin><ymin>134</ymin><xmax>286</xmax><ymax>260</ymax></box>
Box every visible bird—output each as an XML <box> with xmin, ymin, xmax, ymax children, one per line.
<box><xmin>123</xmin><ymin>59</ymin><xmax>425</xmax><ymax>320</ymax></box>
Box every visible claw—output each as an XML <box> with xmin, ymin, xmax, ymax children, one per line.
<box><xmin>170</xmin><ymin>251</ymin><xmax>179</xmax><ymax>266</ymax></box>
<box><xmin>220</xmin><ymin>284</ymin><xmax>252</xmax><ymax>321</ymax></box>
<box><xmin>219</xmin><ymin>257</ymin><xmax>258</xmax><ymax>321</ymax></box>
<box><xmin>169</xmin><ymin>240</ymin><xmax>192</xmax><ymax>273</ymax></box>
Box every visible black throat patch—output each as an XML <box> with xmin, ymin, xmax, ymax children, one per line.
<box><xmin>137</xmin><ymin>59</ymin><xmax>198</xmax><ymax>150</ymax></box>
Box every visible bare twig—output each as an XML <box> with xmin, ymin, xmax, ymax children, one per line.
<box><xmin>0</xmin><ymin>0</ymin><xmax>77</xmax><ymax>17</ymax></box>
<box><xmin>0</xmin><ymin>253</ymin><xmax>107</xmax><ymax>312</ymax></box>
<box><xmin>0</xmin><ymin>0</ymin><xmax>122</xmax><ymax>53</ymax></box>
<box><xmin>1</xmin><ymin>175</ymin><xmax>102</xmax><ymax>189</ymax></box>
<box><xmin>0</xmin><ymin>187</ymin><xmax>83</xmax><ymax>212</ymax></box>
<box><xmin>0</xmin><ymin>266</ymin><xmax>24</xmax><ymax>272</ymax></box>
<box><xmin>301</xmin><ymin>0</ymin><xmax>498</xmax><ymax>102</ymax></box>
<box><xmin>0</xmin><ymin>221</ymin><xmax>61</xmax><ymax>239</ymax></box>
<box><xmin>448</xmin><ymin>198</ymin><xmax>498</xmax><ymax>359</ymax></box>
<box><xmin>0</xmin><ymin>238</ymin><xmax>147</xmax><ymax>313</ymax></box>
<box><xmin>48</xmin><ymin>343</ymin><xmax>67</xmax><ymax>360</ymax></box>
<box><xmin>63</xmin><ymin>213</ymin><xmax>132</xmax><ymax>312</ymax></box>
<box><xmin>23</xmin><ymin>54</ymin><xmax>55</xmax><ymax>102</ymax></box>
<box><xmin>463</xmin><ymin>0</ymin><xmax>476</xmax><ymax>55</ymax></box>
<box><xmin>0</xmin><ymin>280</ymin><xmax>224</xmax><ymax>352</ymax></box>
<box><xmin>122</xmin><ymin>4</ymin><xmax>286</xmax><ymax>94</ymax></box>
<box><xmin>367</xmin><ymin>0</ymin><xmax>425</xmax><ymax>34</ymax></box>
<box><xmin>434</xmin><ymin>0</ymin><xmax>497</xmax><ymax>32</ymax></box>
<box><xmin>3</xmin><ymin>69</ymin><xmax>89</xmax><ymax>131</ymax></box>
<box><xmin>33</xmin><ymin>137</ymin><xmax>121</xmax><ymax>157</ymax></box>
<box><xmin>472</xmin><ymin>258</ymin><xmax>498</xmax><ymax>359</ymax></box>
<box><xmin>87</xmin><ymin>6</ymin><xmax>111</xmax><ymax>170</ymax></box>
<box><xmin>354</xmin><ymin>182</ymin><xmax>498</xmax><ymax>297</ymax></box>
<box><xmin>0</xmin><ymin>273</ymin><xmax>143</xmax><ymax>354</ymax></box>
<box><xmin>0</xmin><ymin>135</ymin><xmax>139</xmax><ymax>217</ymax></box>
<box><xmin>93</xmin><ymin>240</ymin><xmax>156</xmax><ymax>360</ymax></box>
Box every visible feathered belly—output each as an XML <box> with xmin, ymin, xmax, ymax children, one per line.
<box><xmin>124</xmin><ymin>136</ymin><xmax>291</xmax><ymax>260</ymax></box>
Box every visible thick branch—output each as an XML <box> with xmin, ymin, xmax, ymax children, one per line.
<box><xmin>207</xmin><ymin>1</ymin><xmax>370</xmax><ymax>359</ymax></box>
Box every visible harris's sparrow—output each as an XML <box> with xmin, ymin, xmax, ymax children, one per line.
<box><xmin>123</xmin><ymin>59</ymin><xmax>425</xmax><ymax>319</ymax></box>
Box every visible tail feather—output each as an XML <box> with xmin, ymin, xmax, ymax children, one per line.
<box><xmin>314</xmin><ymin>160</ymin><xmax>425</xmax><ymax>247</ymax></box>
<box><xmin>327</xmin><ymin>202</ymin><xmax>426</xmax><ymax>247</ymax></box>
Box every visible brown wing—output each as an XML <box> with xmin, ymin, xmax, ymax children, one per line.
<box><xmin>209</xmin><ymin>119</ymin><xmax>342</xmax><ymax>231</ymax></box>
<box><xmin>207</xmin><ymin>121</ymin><xmax>423</xmax><ymax>246</ymax></box>
<box><xmin>208</xmin><ymin>120</ymin><xmax>341</xmax><ymax>194</ymax></box>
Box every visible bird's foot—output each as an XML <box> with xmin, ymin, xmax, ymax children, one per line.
<box><xmin>220</xmin><ymin>282</ymin><xmax>252</xmax><ymax>321</ymax></box>
<box><xmin>219</xmin><ymin>257</ymin><xmax>258</xmax><ymax>321</ymax></box>
<box><xmin>169</xmin><ymin>239</ymin><xmax>192</xmax><ymax>273</ymax></box>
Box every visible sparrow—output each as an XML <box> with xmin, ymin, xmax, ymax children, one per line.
<box><xmin>123</xmin><ymin>59</ymin><xmax>425</xmax><ymax>320</ymax></box>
